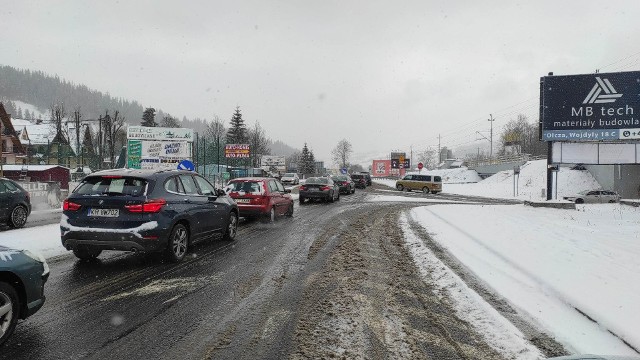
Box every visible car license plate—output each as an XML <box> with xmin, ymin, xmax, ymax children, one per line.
<box><xmin>236</xmin><ymin>199</ymin><xmax>251</xmax><ymax>203</ymax></box>
<box><xmin>88</xmin><ymin>208</ymin><xmax>120</xmax><ymax>217</ymax></box>
<box><xmin>309</xmin><ymin>188</ymin><xmax>318</xmax><ymax>192</ymax></box>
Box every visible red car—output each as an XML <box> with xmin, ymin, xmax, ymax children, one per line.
<box><xmin>227</xmin><ymin>177</ymin><xmax>294</xmax><ymax>221</ymax></box>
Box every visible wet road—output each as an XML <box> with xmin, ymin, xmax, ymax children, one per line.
<box><xmin>1</xmin><ymin>185</ymin><xmax>539</xmax><ymax>359</ymax></box>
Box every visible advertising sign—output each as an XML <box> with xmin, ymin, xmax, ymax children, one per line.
<box><xmin>541</xmin><ymin>71</ymin><xmax>640</xmax><ymax>141</ymax></box>
<box><xmin>372</xmin><ymin>160</ymin><xmax>390</xmax><ymax>176</ymax></box>
<box><xmin>127</xmin><ymin>126</ymin><xmax>194</xmax><ymax>141</ymax></box>
<box><xmin>260</xmin><ymin>155</ymin><xmax>286</xmax><ymax>168</ymax></box>
<box><xmin>390</xmin><ymin>152</ymin><xmax>407</xmax><ymax>169</ymax></box>
<box><xmin>391</xmin><ymin>158</ymin><xmax>410</xmax><ymax>169</ymax></box>
<box><xmin>225</xmin><ymin>144</ymin><xmax>250</xmax><ymax>158</ymax></box>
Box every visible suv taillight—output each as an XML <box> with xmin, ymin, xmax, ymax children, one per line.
<box><xmin>125</xmin><ymin>199</ymin><xmax>167</xmax><ymax>213</ymax></box>
<box><xmin>299</xmin><ymin>185</ymin><xmax>306</xmax><ymax>191</ymax></box>
<box><xmin>63</xmin><ymin>199</ymin><xmax>81</xmax><ymax>211</ymax></box>
<box><xmin>320</xmin><ymin>186</ymin><xmax>331</xmax><ymax>191</ymax></box>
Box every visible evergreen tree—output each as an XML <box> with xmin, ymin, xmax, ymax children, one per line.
<box><xmin>141</xmin><ymin>107</ymin><xmax>157</xmax><ymax>127</ymax></box>
<box><xmin>24</xmin><ymin>109</ymin><xmax>31</xmax><ymax>120</ymax></box>
<box><xmin>225</xmin><ymin>106</ymin><xmax>247</xmax><ymax>144</ymax></box>
<box><xmin>309</xmin><ymin>150</ymin><xmax>316</xmax><ymax>174</ymax></box>
<box><xmin>17</xmin><ymin>106</ymin><xmax>23</xmax><ymax>119</ymax></box>
<box><xmin>160</xmin><ymin>115</ymin><xmax>180</xmax><ymax>128</ymax></box>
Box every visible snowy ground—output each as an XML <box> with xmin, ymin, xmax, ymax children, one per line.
<box><xmin>0</xmin><ymin>224</ymin><xmax>66</xmax><ymax>259</ymax></box>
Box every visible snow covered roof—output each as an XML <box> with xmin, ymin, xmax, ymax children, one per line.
<box><xmin>11</xmin><ymin>119</ymin><xmax>55</xmax><ymax>145</ymax></box>
<box><xmin>1</xmin><ymin>164</ymin><xmax>70</xmax><ymax>171</ymax></box>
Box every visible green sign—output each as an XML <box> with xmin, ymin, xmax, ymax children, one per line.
<box><xmin>127</xmin><ymin>140</ymin><xmax>142</xmax><ymax>169</ymax></box>
<box><xmin>222</xmin><ymin>172</ymin><xmax>230</xmax><ymax>180</ymax></box>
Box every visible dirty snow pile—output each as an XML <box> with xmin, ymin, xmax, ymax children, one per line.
<box><xmin>408</xmin><ymin>203</ymin><xmax>640</xmax><ymax>357</ymax></box>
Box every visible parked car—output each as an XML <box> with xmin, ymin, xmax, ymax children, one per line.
<box><xmin>227</xmin><ymin>177</ymin><xmax>294</xmax><ymax>221</ymax></box>
<box><xmin>563</xmin><ymin>190</ymin><xmax>621</xmax><ymax>204</ymax></box>
<box><xmin>299</xmin><ymin>177</ymin><xmax>340</xmax><ymax>203</ymax></box>
<box><xmin>0</xmin><ymin>178</ymin><xmax>31</xmax><ymax>229</ymax></box>
<box><xmin>331</xmin><ymin>175</ymin><xmax>355</xmax><ymax>194</ymax></box>
<box><xmin>350</xmin><ymin>173</ymin><xmax>367</xmax><ymax>189</ymax></box>
<box><xmin>280</xmin><ymin>173</ymin><xmax>300</xmax><ymax>185</ymax></box>
<box><xmin>0</xmin><ymin>245</ymin><xmax>49</xmax><ymax>346</ymax></box>
<box><xmin>395</xmin><ymin>174</ymin><xmax>442</xmax><ymax>194</ymax></box>
<box><xmin>60</xmin><ymin>169</ymin><xmax>239</xmax><ymax>262</ymax></box>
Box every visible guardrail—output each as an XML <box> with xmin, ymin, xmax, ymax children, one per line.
<box><xmin>466</xmin><ymin>154</ymin><xmax>546</xmax><ymax>168</ymax></box>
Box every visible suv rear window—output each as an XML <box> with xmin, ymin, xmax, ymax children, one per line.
<box><xmin>228</xmin><ymin>181</ymin><xmax>265</xmax><ymax>194</ymax></box>
<box><xmin>351</xmin><ymin>174</ymin><xmax>364</xmax><ymax>179</ymax></box>
<box><xmin>75</xmin><ymin>176</ymin><xmax>147</xmax><ymax>196</ymax></box>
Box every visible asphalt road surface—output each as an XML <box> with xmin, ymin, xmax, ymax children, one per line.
<box><xmin>1</xmin><ymin>184</ymin><xmax>565</xmax><ymax>359</ymax></box>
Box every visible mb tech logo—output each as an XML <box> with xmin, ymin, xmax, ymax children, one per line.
<box><xmin>583</xmin><ymin>77</ymin><xmax>623</xmax><ymax>104</ymax></box>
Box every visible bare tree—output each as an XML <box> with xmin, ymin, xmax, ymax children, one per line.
<box><xmin>160</xmin><ymin>115</ymin><xmax>181</xmax><ymax>128</ymax></box>
<box><xmin>499</xmin><ymin>114</ymin><xmax>546</xmax><ymax>156</ymax></box>
<box><xmin>102</xmin><ymin>110</ymin><xmax>126</xmax><ymax>168</ymax></box>
<box><xmin>50</xmin><ymin>102</ymin><xmax>68</xmax><ymax>144</ymax></box>
<box><xmin>205</xmin><ymin>115</ymin><xmax>226</xmax><ymax>168</ymax></box>
<box><xmin>416</xmin><ymin>148</ymin><xmax>437</xmax><ymax>170</ymax></box>
<box><xmin>72</xmin><ymin>107</ymin><xmax>82</xmax><ymax>165</ymax></box>
<box><xmin>331</xmin><ymin>139</ymin><xmax>353</xmax><ymax>169</ymax></box>
<box><xmin>247</xmin><ymin>121</ymin><xmax>271</xmax><ymax>167</ymax></box>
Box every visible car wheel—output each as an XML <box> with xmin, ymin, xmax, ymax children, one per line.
<box><xmin>8</xmin><ymin>205</ymin><xmax>28</xmax><ymax>229</ymax></box>
<box><xmin>328</xmin><ymin>191</ymin><xmax>335</xmax><ymax>203</ymax></box>
<box><xmin>351</xmin><ymin>187</ymin><xmax>355</xmax><ymax>194</ymax></box>
<box><xmin>73</xmin><ymin>245</ymin><xmax>102</xmax><ymax>260</ymax></box>
<box><xmin>609</xmin><ymin>199</ymin><xmax>616</xmax><ymax>203</ymax></box>
<box><xmin>166</xmin><ymin>224</ymin><xmax>188</xmax><ymax>263</ymax></box>
<box><xmin>396</xmin><ymin>184</ymin><xmax>404</xmax><ymax>191</ymax></box>
<box><xmin>0</xmin><ymin>282</ymin><xmax>19</xmax><ymax>346</ymax></box>
<box><xmin>223</xmin><ymin>212</ymin><xmax>238</xmax><ymax>241</ymax></box>
<box><xmin>575</xmin><ymin>198</ymin><xmax>584</xmax><ymax>204</ymax></box>
<box><xmin>422</xmin><ymin>187</ymin><xmax>430</xmax><ymax>194</ymax></box>
<box><xmin>285</xmin><ymin>203</ymin><xmax>294</xmax><ymax>217</ymax></box>
<box><xmin>336</xmin><ymin>191</ymin><xmax>340</xmax><ymax>201</ymax></box>
<box><xmin>267</xmin><ymin>207</ymin><xmax>276</xmax><ymax>222</ymax></box>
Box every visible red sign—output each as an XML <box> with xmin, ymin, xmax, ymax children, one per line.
<box><xmin>418</xmin><ymin>162</ymin><xmax>424</xmax><ymax>170</ymax></box>
<box><xmin>225</xmin><ymin>144</ymin><xmax>250</xmax><ymax>158</ymax></box>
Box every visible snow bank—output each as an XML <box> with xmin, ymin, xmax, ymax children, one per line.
<box><xmin>410</xmin><ymin>204</ymin><xmax>640</xmax><ymax>355</ymax></box>
<box><xmin>406</xmin><ymin>167</ymin><xmax>482</xmax><ymax>183</ymax></box>
<box><xmin>375</xmin><ymin>160</ymin><xmax>603</xmax><ymax>201</ymax></box>
<box><xmin>0</xmin><ymin>224</ymin><xmax>67</xmax><ymax>259</ymax></box>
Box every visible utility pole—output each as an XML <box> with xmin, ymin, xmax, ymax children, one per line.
<box><xmin>488</xmin><ymin>114</ymin><xmax>495</xmax><ymax>160</ymax></box>
<box><xmin>437</xmin><ymin>134</ymin><xmax>441</xmax><ymax>164</ymax></box>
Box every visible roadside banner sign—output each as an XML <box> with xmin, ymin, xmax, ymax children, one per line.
<box><xmin>177</xmin><ymin>159</ymin><xmax>195</xmax><ymax>171</ymax></box>
<box><xmin>225</xmin><ymin>144</ymin><xmax>250</xmax><ymax>158</ymax></box>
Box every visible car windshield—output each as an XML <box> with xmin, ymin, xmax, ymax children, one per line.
<box><xmin>283</xmin><ymin>173</ymin><xmax>296</xmax><ymax>177</ymax></box>
<box><xmin>74</xmin><ymin>176</ymin><xmax>147</xmax><ymax>196</ymax></box>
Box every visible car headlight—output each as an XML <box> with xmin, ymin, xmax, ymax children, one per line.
<box><xmin>23</xmin><ymin>250</ymin><xmax>50</xmax><ymax>276</ymax></box>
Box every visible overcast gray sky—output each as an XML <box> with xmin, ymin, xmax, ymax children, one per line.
<box><xmin>2</xmin><ymin>1</ymin><xmax>640</xmax><ymax>165</ymax></box>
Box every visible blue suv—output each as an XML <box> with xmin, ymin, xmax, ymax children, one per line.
<box><xmin>61</xmin><ymin>169</ymin><xmax>239</xmax><ymax>262</ymax></box>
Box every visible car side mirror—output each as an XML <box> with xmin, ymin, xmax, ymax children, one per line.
<box><xmin>216</xmin><ymin>189</ymin><xmax>226</xmax><ymax>197</ymax></box>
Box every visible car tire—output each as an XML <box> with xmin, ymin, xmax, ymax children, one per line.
<box><xmin>328</xmin><ymin>192</ymin><xmax>335</xmax><ymax>203</ymax></box>
<box><xmin>73</xmin><ymin>245</ymin><xmax>102</xmax><ymax>260</ymax></box>
<box><xmin>166</xmin><ymin>224</ymin><xmax>188</xmax><ymax>263</ymax></box>
<box><xmin>299</xmin><ymin>197</ymin><xmax>305</xmax><ymax>204</ymax></box>
<box><xmin>422</xmin><ymin>187</ymin><xmax>430</xmax><ymax>194</ymax></box>
<box><xmin>8</xmin><ymin>205</ymin><xmax>28</xmax><ymax>229</ymax></box>
<box><xmin>223</xmin><ymin>212</ymin><xmax>238</xmax><ymax>241</ymax></box>
<box><xmin>396</xmin><ymin>184</ymin><xmax>404</xmax><ymax>191</ymax></box>
<box><xmin>336</xmin><ymin>192</ymin><xmax>340</xmax><ymax>201</ymax></box>
<box><xmin>351</xmin><ymin>187</ymin><xmax>355</xmax><ymax>194</ymax></box>
<box><xmin>609</xmin><ymin>199</ymin><xmax>616</xmax><ymax>203</ymax></box>
<box><xmin>267</xmin><ymin>207</ymin><xmax>276</xmax><ymax>222</ymax></box>
<box><xmin>285</xmin><ymin>203</ymin><xmax>294</xmax><ymax>217</ymax></box>
<box><xmin>575</xmin><ymin>198</ymin><xmax>584</xmax><ymax>204</ymax></box>
<box><xmin>0</xmin><ymin>282</ymin><xmax>19</xmax><ymax>346</ymax></box>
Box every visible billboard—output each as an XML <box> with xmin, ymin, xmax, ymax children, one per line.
<box><xmin>390</xmin><ymin>152</ymin><xmax>409</xmax><ymax>169</ymax></box>
<box><xmin>261</xmin><ymin>155</ymin><xmax>286</xmax><ymax>172</ymax></box>
<box><xmin>225</xmin><ymin>144</ymin><xmax>250</xmax><ymax>158</ymax></box>
<box><xmin>541</xmin><ymin>71</ymin><xmax>640</xmax><ymax>141</ymax></box>
<box><xmin>126</xmin><ymin>126</ymin><xmax>194</xmax><ymax>170</ymax></box>
<box><xmin>372</xmin><ymin>160</ymin><xmax>391</xmax><ymax>176</ymax></box>
<box><xmin>127</xmin><ymin>126</ymin><xmax>194</xmax><ymax>141</ymax></box>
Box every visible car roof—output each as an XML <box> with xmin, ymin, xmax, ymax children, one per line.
<box><xmin>229</xmin><ymin>177</ymin><xmax>272</xmax><ymax>182</ymax></box>
<box><xmin>87</xmin><ymin>168</ymin><xmax>195</xmax><ymax>179</ymax></box>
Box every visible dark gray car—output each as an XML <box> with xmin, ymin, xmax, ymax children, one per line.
<box><xmin>0</xmin><ymin>245</ymin><xmax>49</xmax><ymax>346</ymax></box>
<box><xmin>0</xmin><ymin>178</ymin><xmax>31</xmax><ymax>229</ymax></box>
<box><xmin>61</xmin><ymin>169</ymin><xmax>239</xmax><ymax>262</ymax></box>
<box><xmin>299</xmin><ymin>177</ymin><xmax>340</xmax><ymax>203</ymax></box>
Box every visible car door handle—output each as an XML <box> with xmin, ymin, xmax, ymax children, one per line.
<box><xmin>183</xmin><ymin>198</ymin><xmax>191</xmax><ymax>203</ymax></box>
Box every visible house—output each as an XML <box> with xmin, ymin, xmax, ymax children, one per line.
<box><xmin>0</xmin><ymin>103</ymin><xmax>27</xmax><ymax>165</ymax></box>
<box><xmin>2</xmin><ymin>164</ymin><xmax>71</xmax><ymax>189</ymax></box>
